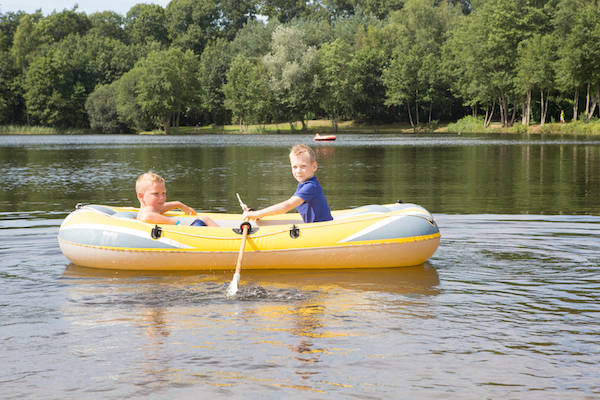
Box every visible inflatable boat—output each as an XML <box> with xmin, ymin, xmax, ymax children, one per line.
<box><xmin>58</xmin><ymin>203</ymin><xmax>440</xmax><ymax>271</ymax></box>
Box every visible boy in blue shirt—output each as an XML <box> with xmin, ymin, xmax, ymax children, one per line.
<box><xmin>243</xmin><ymin>144</ymin><xmax>333</xmax><ymax>223</ymax></box>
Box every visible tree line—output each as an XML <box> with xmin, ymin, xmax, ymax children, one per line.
<box><xmin>0</xmin><ymin>0</ymin><xmax>598</xmax><ymax>133</ymax></box>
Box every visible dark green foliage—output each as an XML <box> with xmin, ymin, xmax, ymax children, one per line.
<box><xmin>85</xmin><ymin>82</ymin><xmax>127</xmax><ymax>132</ymax></box>
<box><xmin>3</xmin><ymin>0</ymin><xmax>600</xmax><ymax>131</ymax></box>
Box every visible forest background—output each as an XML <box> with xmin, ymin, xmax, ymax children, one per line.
<box><xmin>1</xmin><ymin>0</ymin><xmax>599</xmax><ymax>134</ymax></box>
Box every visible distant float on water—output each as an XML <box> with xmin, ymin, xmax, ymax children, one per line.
<box><xmin>313</xmin><ymin>133</ymin><xmax>336</xmax><ymax>141</ymax></box>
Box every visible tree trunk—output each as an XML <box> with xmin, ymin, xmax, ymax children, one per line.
<box><xmin>573</xmin><ymin>87</ymin><xmax>579</xmax><ymax>121</ymax></box>
<box><xmin>499</xmin><ymin>96</ymin><xmax>505</xmax><ymax>127</ymax></box>
<box><xmin>540</xmin><ymin>88</ymin><xmax>549</xmax><ymax>125</ymax></box>
<box><xmin>484</xmin><ymin>100</ymin><xmax>495</xmax><ymax>128</ymax></box>
<box><xmin>524</xmin><ymin>90</ymin><xmax>531</xmax><ymax>126</ymax></box>
<box><xmin>588</xmin><ymin>85</ymin><xmax>599</xmax><ymax>119</ymax></box>
<box><xmin>499</xmin><ymin>90</ymin><xmax>510</xmax><ymax>127</ymax></box>
<box><xmin>415</xmin><ymin>90</ymin><xmax>419</xmax><ymax>127</ymax></box>
<box><xmin>429</xmin><ymin>102</ymin><xmax>433</xmax><ymax>124</ymax></box>
<box><xmin>301</xmin><ymin>119</ymin><xmax>307</xmax><ymax>131</ymax></box>
<box><xmin>521</xmin><ymin>100</ymin><xmax>525</xmax><ymax>126</ymax></box>
<box><xmin>510</xmin><ymin>101</ymin><xmax>516</xmax><ymax>126</ymax></box>
<box><xmin>585</xmin><ymin>82</ymin><xmax>591</xmax><ymax>119</ymax></box>
<box><xmin>406</xmin><ymin>103</ymin><xmax>414</xmax><ymax>129</ymax></box>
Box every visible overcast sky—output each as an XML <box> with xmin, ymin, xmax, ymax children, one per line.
<box><xmin>0</xmin><ymin>0</ymin><xmax>171</xmax><ymax>16</ymax></box>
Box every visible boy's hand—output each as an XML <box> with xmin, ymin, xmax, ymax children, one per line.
<box><xmin>179</xmin><ymin>202</ymin><xmax>196</xmax><ymax>215</ymax></box>
<box><xmin>243</xmin><ymin>210</ymin><xmax>259</xmax><ymax>221</ymax></box>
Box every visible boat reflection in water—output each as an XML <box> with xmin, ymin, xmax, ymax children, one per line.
<box><xmin>60</xmin><ymin>263</ymin><xmax>439</xmax><ymax>393</ymax></box>
<box><xmin>62</xmin><ymin>263</ymin><xmax>440</xmax><ymax>297</ymax></box>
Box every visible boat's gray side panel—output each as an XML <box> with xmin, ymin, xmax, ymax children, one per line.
<box><xmin>58</xmin><ymin>227</ymin><xmax>179</xmax><ymax>249</ymax></box>
<box><xmin>341</xmin><ymin>215</ymin><xmax>439</xmax><ymax>243</ymax></box>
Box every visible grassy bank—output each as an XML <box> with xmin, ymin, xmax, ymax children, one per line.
<box><xmin>142</xmin><ymin>119</ymin><xmax>437</xmax><ymax>135</ymax></box>
<box><xmin>0</xmin><ymin>125</ymin><xmax>98</xmax><ymax>135</ymax></box>
<box><xmin>4</xmin><ymin>118</ymin><xmax>600</xmax><ymax>135</ymax></box>
<box><xmin>446</xmin><ymin>115</ymin><xmax>600</xmax><ymax>135</ymax></box>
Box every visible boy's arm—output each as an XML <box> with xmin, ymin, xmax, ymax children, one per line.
<box><xmin>161</xmin><ymin>201</ymin><xmax>196</xmax><ymax>215</ymax></box>
<box><xmin>137</xmin><ymin>210</ymin><xmax>178</xmax><ymax>225</ymax></box>
<box><xmin>243</xmin><ymin>196</ymin><xmax>304</xmax><ymax>220</ymax></box>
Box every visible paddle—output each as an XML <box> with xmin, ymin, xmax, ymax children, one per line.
<box><xmin>226</xmin><ymin>193</ymin><xmax>250</xmax><ymax>297</ymax></box>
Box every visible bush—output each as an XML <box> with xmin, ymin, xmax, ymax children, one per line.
<box><xmin>446</xmin><ymin>115</ymin><xmax>486</xmax><ymax>134</ymax></box>
<box><xmin>86</xmin><ymin>83</ymin><xmax>129</xmax><ymax>133</ymax></box>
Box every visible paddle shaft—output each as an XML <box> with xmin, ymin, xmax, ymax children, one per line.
<box><xmin>234</xmin><ymin>223</ymin><xmax>249</xmax><ymax>275</ymax></box>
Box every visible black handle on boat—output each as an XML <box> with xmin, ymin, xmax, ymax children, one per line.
<box><xmin>289</xmin><ymin>224</ymin><xmax>300</xmax><ymax>239</ymax></box>
<box><xmin>151</xmin><ymin>225</ymin><xmax>162</xmax><ymax>239</ymax></box>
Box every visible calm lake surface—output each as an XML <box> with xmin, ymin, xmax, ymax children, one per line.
<box><xmin>1</xmin><ymin>133</ymin><xmax>599</xmax><ymax>399</ymax></box>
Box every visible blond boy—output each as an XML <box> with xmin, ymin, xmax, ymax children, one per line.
<box><xmin>136</xmin><ymin>171</ymin><xmax>217</xmax><ymax>226</ymax></box>
<box><xmin>243</xmin><ymin>144</ymin><xmax>332</xmax><ymax>223</ymax></box>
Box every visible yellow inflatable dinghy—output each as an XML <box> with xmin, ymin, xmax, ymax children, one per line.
<box><xmin>58</xmin><ymin>203</ymin><xmax>440</xmax><ymax>271</ymax></box>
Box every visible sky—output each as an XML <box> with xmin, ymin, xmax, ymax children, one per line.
<box><xmin>0</xmin><ymin>0</ymin><xmax>171</xmax><ymax>16</ymax></box>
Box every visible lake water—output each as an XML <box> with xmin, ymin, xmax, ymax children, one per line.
<box><xmin>1</xmin><ymin>133</ymin><xmax>599</xmax><ymax>399</ymax></box>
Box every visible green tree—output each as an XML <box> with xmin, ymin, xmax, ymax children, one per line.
<box><xmin>82</xmin><ymin>34</ymin><xmax>139</xmax><ymax>85</ymax></box>
<box><xmin>85</xmin><ymin>81</ymin><xmax>127</xmax><ymax>132</ymax></box>
<box><xmin>217</xmin><ymin>0</ymin><xmax>258</xmax><ymax>41</ymax></box>
<box><xmin>88</xmin><ymin>11</ymin><xmax>127</xmax><ymax>42</ymax></box>
<box><xmin>0</xmin><ymin>50</ymin><xmax>24</xmax><ymax>124</ymax></box>
<box><xmin>229</xmin><ymin>19</ymin><xmax>275</xmax><ymax>60</ymax></box>
<box><xmin>114</xmin><ymin>68</ymin><xmax>153</xmax><ymax>131</ymax></box>
<box><xmin>554</xmin><ymin>0</ymin><xmax>600</xmax><ymax>121</ymax></box>
<box><xmin>23</xmin><ymin>39</ymin><xmax>92</xmax><ymax>128</ymax></box>
<box><xmin>164</xmin><ymin>0</ymin><xmax>219</xmax><ymax>54</ymax></box>
<box><xmin>223</xmin><ymin>55</ymin><xmax>272</xmax><ymax>129</ymax></box>
<box><xmin>516</xmin><ymin>33</ymin><xmax>555</xmax><ymax>125</ymax></box>
<box><xmin>383</xmin><ymin>0</ymin><xmax>455</xmax><ymax>127</ymax></box>
<box><xmin>0</xmin><ymin>11</ymin><xmax>25</xmax><ymax>52</ymax></box>
<box><xmin>263</xmin><ymin>25</ymin><xmax>320</xmax><ymax>129</ymax></box>
<box><xmin>10</xmin><ymin>11</ymin><xmax>43</xmax><ymax>71</ymax></box>
<box><xmin>318</xmin><ymin>39</ymin><xmax>353</xmax><ymax>131</ymax></box>
<box><xmin>348</xmin><ymin>47</ymin><xmax>388</xmax><ymax>122</ymax></box>
<box><xmin>34</xmin><ymin>7</ymin><xmax>91</xmax><ymax>43</ymax></box>
<box><xmin>444</xmin><ymin>0</ymin><xmax>537</xmax><ymax>127</ymax></box>
<box><xmin>22</xmin><ymin>33</ymin><xmax>137</xmax><ymax>128</ymax></box>
<box><xmin>125</xmin><ymin>4</ymin><xmax>169</xmax><ymax>46</ymax></box>
<box><xmin>198</xmin><ymin>39</ymin><xmax>232</xmax><ymax>125</ymax></box>
<box><xmin>123</xmin><ymin>48</ymin><xmax>201</xmax><ymax>132</ymax></box>
<box><xmin>259</xmin><ymin>0</ymin><xmax>312</xmax><ymax>23</ymax></box>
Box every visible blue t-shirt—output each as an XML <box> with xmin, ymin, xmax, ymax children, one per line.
<box><xmin>293</xmin><ymin>176</ymin><xmax>333</xmax><ymax>223</ymax></box>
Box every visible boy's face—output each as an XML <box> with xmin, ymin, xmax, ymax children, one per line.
<box><xmin>290</xmin><ymin>153</ymin><xmax>317</xmax><ymax>183</ymax></box>
<box><xmin>138</xmin><ymin>181</ymin><xmax>167</xmax><ymax>209</ymax></box>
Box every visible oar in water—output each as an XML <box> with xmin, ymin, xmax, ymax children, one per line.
<box><xmin>226</xmin><ymin>193</ymin><xmax>250</xmax><ymax>297</ymax></box>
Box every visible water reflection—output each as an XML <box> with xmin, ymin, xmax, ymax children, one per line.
<box><xmin>1</xmin><ymin>134</ymin><xmax>598</xmax><ymax>215</ymax></box>
<box><xmin>60</xmin><ymin>263</ymin><xmax>440</xmax><ymax>393</ymax></box>
<box><xmin>63</xmin><ymin>263</ymin><xmax>440</xmax><ymax>296</ymax></box>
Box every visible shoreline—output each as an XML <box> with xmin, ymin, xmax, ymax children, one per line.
<box><xmin>1</xmin><ymin>119</ymin><xmax>599</xmax><ymax>136</ymax></box>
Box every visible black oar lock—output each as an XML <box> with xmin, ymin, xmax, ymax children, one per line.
<box><xmin>233</xmin><ymin>221</ymin><xmax>257</xmax><ymax>235</ymax></box>
<box><xmin>151</xmin><ymin>225</ymin><xmax>162</xmax><ymax>239</ymax></box>
<box><xmin>289</xmin><ymin>224</ymin><xmax>300</xmax><ymax>239</ymax></box>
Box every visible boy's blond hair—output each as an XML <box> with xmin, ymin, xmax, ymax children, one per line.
<box><xmin>290</xmin><ymin>144</ymin><xmax>316</xmax><ymax>163</ymax></box>
<box><xmin>136</xmin><ymin>171</ymin><xmax>164</xmax><ymax>194</ymax></box>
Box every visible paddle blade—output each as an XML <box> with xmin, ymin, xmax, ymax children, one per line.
<box><xmin>226</xmin><ymin>272</ymin><xmax>240</xmax><ymax>297</ymax></box>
